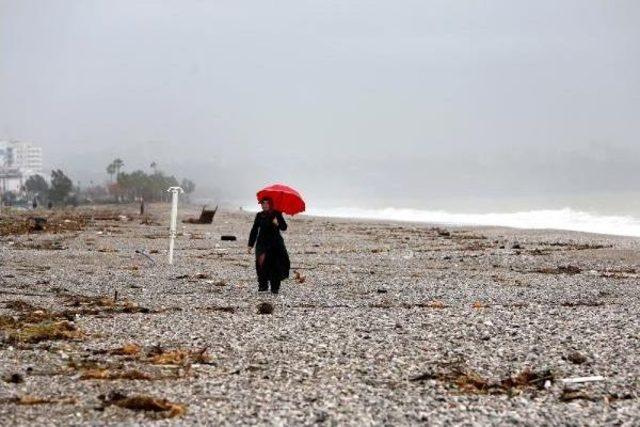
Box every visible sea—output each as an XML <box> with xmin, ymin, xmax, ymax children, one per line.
<box><xmin>304</xmin><ymin>206</ymin><xmax>640</xmax><ymax>238</ymax></box>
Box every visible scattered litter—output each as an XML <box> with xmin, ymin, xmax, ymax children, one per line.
<box><xmin>560</xmin><ymin>376</ymin><xmax>605</xmax><ymax>384</ymax></box>
<box><xmin>183</xmin><ymin>205</ymin><xmax>217</xmax><ymax>224</ymax></box>
<box><xmin>135</xmin><ymin>249</ymin><xmax>156</xmax><ymax>264</ymax></box>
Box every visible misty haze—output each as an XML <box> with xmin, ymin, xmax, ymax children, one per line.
<box><xmin>1</xmin><ymin>1</ymin><xmax>639</xmax><ymax>426</ymax></box>
<box><xmin>2</xmin><ymin>1</ymin><xmax>639</xmax><ymax>218</ymax></box>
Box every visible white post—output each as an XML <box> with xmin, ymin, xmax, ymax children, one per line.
<box><xmin>167</xmin><ymin>186</ymin><xmax>184</xmax><ymax>265</ymax></box>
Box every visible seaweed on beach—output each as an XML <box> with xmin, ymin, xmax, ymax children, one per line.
<box><xmin>80</xmin><ymin>368</ymin><xmax>154</xmax><ymax>381</ymax></box>
<box><xmin>7</xmin><ymin>320</ymin><xmax>83</xmax><ymax>344</ymax></box>
<box><xmin>411</xmin><ymin>364</ymin><xmax>554</xmax><ymax>395</ymax></box>
<box><xmin>63</xmin><ymin>293</ymin><xmax>152</xmax><ymax>315</ymax></box>
<box><xmin>0</xmin><ymin>213</ymin><xmax>87</xmax><ymax>236</ymax></box>
<box><xmin>0</xmin><ymin>395</ymin><xmax>78</xmax><ymax>405</ymax></box>
<box><xmin>100</xmin><ymin>391</ymin><xmax>186</xmax><ymax>418</ymax></box>
<box><xmin>534</xmin><ymin>265</ymin><xmax>582</xmax><ymax>275</ymax></box>
<box><xmin>147</xmin><ymin>346</ymin><xmax>212</xmax><ymax>365</ymax></box>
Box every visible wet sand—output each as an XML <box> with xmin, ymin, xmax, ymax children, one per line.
<box><xmin>1</xmin><ymin>203</ymin><xmax>639</xmax><ymax>425</ymax></box>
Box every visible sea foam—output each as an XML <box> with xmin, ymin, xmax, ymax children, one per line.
<box><xmin>303</xmin><ymin>207</ymin><xmax>640</xmax><ymax>237</ymax></box>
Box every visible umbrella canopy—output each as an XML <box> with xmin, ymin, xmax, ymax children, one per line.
<box><xmin>256</xmin><ymin>184</ymin><xmax>306</xmax><ymax>215</ymax></box>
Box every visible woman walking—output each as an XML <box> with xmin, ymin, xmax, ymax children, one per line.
<box><xmin>247</xmin><ymin>198</ymin><xmax>290</xmax><ymax>294</ymax></box>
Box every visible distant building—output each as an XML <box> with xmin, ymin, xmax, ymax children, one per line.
<box><xmin>0</xmin><ymin>140</ymin><xmax>44</xmax><ymax>193</ymax></box>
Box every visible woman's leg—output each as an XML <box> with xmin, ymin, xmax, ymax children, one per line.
<box><xmin>270</xmin><ymin>275</ymin><xmax>281</xmax><ymax>294</ymax></box>
<box><xmin>256</xmin><ymin>253</ymin><xmax>268</xmax><ymax>291</ymax></box>
<box><xmin>268</xmin><ymin>254</ymin><xmax>281</xmax><ymax>294</ymax></box>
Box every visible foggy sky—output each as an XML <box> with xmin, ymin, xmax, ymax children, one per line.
<box><xmin>1</xmin><ymin>0</ymin><xmax>639</xmax><ymax>210</ymax></box>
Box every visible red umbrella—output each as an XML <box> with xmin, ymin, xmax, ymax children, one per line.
<box><xmin>256</xmin><ymin>184</ymin><xmax>306</xmax><ymax>215</ymax></box>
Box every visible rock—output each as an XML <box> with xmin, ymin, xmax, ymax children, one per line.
<box><xmin>257</xmin><ymin>302</ymin><xmax>274</xmax><ymax>315</ymax></box>
<box><xmin>564</xmin><ymin>351</ymin><xmax>588</xmax><ymax>365</ymax></box>
<box><xmin>5</xmin><ymin>373</ymin><xmax>24</xmax><ymax>384</ymax></box>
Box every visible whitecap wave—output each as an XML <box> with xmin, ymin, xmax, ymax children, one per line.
<box><xmin>303</xmin><ymin>207</ymin><xmax>640</xmax><ymax>237</ymax></box>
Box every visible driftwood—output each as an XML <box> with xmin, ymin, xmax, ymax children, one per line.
<box><xmin>183</xmin><ymin>205</ymin><xmax>218</xmax><ymax>224</ymax></box>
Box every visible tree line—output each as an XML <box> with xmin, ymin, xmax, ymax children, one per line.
<box><xmin>15</xmin><ymin>158</ymin><xmax>196</xmax><ymax>206</ymax></box>
<box><xmin>107</xmin><ymin>158</ymin><xmax>195</xmax><ymax>202</ymax></box>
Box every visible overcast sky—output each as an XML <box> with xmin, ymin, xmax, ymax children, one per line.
<box><xmin>0</xmin><ymin>0</ymin><xmax>638</xmax><ymax>210</ymax></box>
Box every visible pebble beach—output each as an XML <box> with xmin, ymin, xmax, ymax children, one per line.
<box><xmin>1</xmin><ymin>203</ymin><xmax>639</xmax><ymax>425</ymax></box>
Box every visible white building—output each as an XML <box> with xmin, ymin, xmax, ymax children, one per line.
<box><xmin>0</xmin><ymin>140</ymin><xmax>44</xmax><ymax>193</ymax></box>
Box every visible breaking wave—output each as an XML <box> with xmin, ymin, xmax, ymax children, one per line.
<box><xmin>304</xmin><ymin>207</ymin><xmax>640</xmax><ymax>237</ymax></box>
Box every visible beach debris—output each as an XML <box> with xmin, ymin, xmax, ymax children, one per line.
<box><xmin>221</xmin><ymin>235</ymin><xmax>237</xmax><ymax>241</ymax></box>
<box><xmin>0</xmin><ymin>395</ymin><xmax>78</xmax><ymax>405</ymax></box>
<box><xmin>559</xmin><ymin>389</ymin><xmax>595</xmax><ymax>402</ymax></box>
<box><xmin>147</xmin><ymin>346</ymin><xmax>212</xmax><ymax>365</ymax></box>
<box><xmin>204</xmin><ymin>279</ymin><xmax>227</xmax><ymax>287</ymax></box>
<box><xmin>598</xmin><ymin>268</ymin><xmax>639</xmax><ymax>279</ymax></box>
<box><xmin>546</xmin><ymin>241</ymin><xmax>610</xmax><ymax>251</ymax></box>
<box><xmin>205</xmin><ymin>305</ymin><xmax>235</xmax><ymax>313</ymax></box>
<box><xmin>80</xmin><ymin>368</ymin><xmax>154</xmax><ymax>381</ymax></box>
<box><xmin>0</xmin><ymin>211</ymin><xmax>87</xmax><ymax>236</ymax></box>
<box><xmin>28</xmin><ymin>217</ymin><xmax>48</xmax><ymax>231</ymax></box>
<box><xmin>377</xmin><ymin>288</ymin><xmax>388</xmax><ymax>294</ymax></box>
<box><xmin>5</xmin><ymin>373</ymin><xmax>24</xmax><ymax>384</ymax></box>
<box><xmin>512</xmin><ymin>242</ymin><xmax>523</xmax><ymax>249</ymax></box>
<box><xmin>257</xmin><ymin>302</ymin><xmax>274</xmax><ymax>315</ymax></box>
<box><xmin>535</xmin><ymin>265</ymin><xmax>582</xmax><ymax>275</ymax></box>
<box><xmin>433</xmin><ymin>227</ymin><xmax>450</xmax><ymax>237</ymax></box>
<box><xmin>105</xmin><ymin>343</ymin><xmax>142</xmax><ymax>357</ymax></box>
<box><xmin>64</xmin><ymin>293</ymin><xmax>152</xmax><ymax>315</ymax></box>
<box><xmin>140</xmin><ymin>216</ymin><xmax>160</xmax><ymax>225</ymax></box>
<box><xmin>561</xmin><ymin>300</ymin><xmax>604</xmax><ymax>308</ymax></box>
<box><xmin>183</xmin><ymin>205</ymin><xmax>218</xmax><ymax>224</ymax></box>
<box><xmin>100</xmin><ymin>391</ymin><xmax>186</xmax><ymax>418</ymax></box>
<box><xmin>135</xmin><ymin>249</ymin><xmax>156</xmax><ymax>264</ymax></box>
<box><xmin>7</xmin><ymin>320</ymin><xmax>83</xmax><ymax>344</ymax></box>
<box><xmin>294</xmin><ymin>270</ymin><xmax>306</xmax><ymax>284</ymax></box>
<box><xmin>411</xmin><ymin>365</ymin><xmax>554</xmax><ymax>395</ymax></box>
<box><xmin>409</xmin><ymin>300</ymin><xmax>447</xmax><ymax>309</ymax></box>
<box><xmin>12</xmin><ymin>239</ymin><xmax>68</xmax><ymax>250</ymax></box>
<box><xmin>560</xmin><ymin>376</ymin><xmax>605</xmax><ymax>384</ymax></box>
<box><xmin>472</xmin><ymin>301</ymin><xmax>488</xmax><ymax>309</ymax></box>
<box><xmin>563</xmin><ymin>351</ymin><xmax>588</xmax><ymax>365</ymax></box>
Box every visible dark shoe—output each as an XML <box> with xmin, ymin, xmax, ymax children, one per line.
<box><xmin>258</xmin><ymin>286</ymin><xmax>268</xmax><ymax>292</ymax></box>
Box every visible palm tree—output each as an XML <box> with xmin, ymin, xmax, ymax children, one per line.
<box><xmin>113</xmin><ymin>158</ymin><xmax>124</xmax><ymax>179</ymax></box>
<box><xmin>106</xmin><ymin>162</ymin><xmax>116</xmax><ymax>183</ymax></box>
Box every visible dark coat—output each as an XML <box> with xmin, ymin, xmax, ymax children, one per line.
<box><xmin>248</xmin><ymin>210</ymin><xmax>290</xmax><ymax>280</ymax></box>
